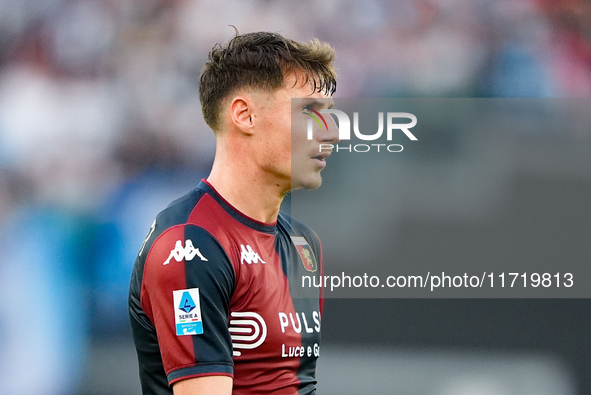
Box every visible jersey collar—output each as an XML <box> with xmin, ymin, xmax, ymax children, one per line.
<box><xmin>197</xmin><ymin>180</ymin><xmax>278</xmax><ymax>234</ymax></box>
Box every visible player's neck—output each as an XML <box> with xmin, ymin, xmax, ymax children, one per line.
<box><xmin>207</xmin><ymin>154</ymin><xmax>287</xmax><ymax>224</ymax></box>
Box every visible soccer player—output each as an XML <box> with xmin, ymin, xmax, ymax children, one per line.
<box><xmin>129</xmin><ymin>31</ymin><xmax>339</xmax><ymax>395</ymax></box>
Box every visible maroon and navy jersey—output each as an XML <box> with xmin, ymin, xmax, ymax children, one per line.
<box><xmin>129</xmin><ymin>180</ymin><xmax>323</xmax><ymax>395</ymax></box>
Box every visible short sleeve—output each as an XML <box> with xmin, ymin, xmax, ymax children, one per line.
<box><xmin>141</xmin><ymin>224</ymin><xmax>236</xmax><ymax>385</ymax></box>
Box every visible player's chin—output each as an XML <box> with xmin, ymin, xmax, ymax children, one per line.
<box><xmin>292</xmin><ymin>174</ymin><xmax>323</xmax><ymax>191</ymax></box>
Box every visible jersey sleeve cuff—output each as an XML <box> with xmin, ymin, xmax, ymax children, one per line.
<box><xmin>167</xmin><ymin>363</ymin><xmax>234</xmax><ymax>385</ymax></box>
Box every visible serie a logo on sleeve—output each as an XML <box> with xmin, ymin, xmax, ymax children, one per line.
<box><xmin>173</xmin><ymin>288</ymin><xmax>203</xmax><ymax>336</ymax></box>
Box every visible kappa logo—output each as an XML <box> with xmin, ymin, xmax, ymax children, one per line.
<box><xmin>164</xmin><ymin>240</ymin><xmax>208</xmax><ymax>265</ymax></box>
<box><xmin>240</xmin><ymin>244</ymin><xmax>266</xmax><ymax>265</ymax></box>
<box><xmin>229</xmin><ymin>311</ymin><xmax>267</xmax><ymax>356</ymax></box>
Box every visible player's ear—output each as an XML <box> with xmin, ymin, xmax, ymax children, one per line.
<box><xmin>230</xmin><ymin>96</ymin><xmax>255</xmax><ymax>135</ymax></box>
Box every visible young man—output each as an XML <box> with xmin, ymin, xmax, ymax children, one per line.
<box><xmin>129</xmin><ymin>32</ymin><xmax>339</xmax><ymax>395</ymax></box>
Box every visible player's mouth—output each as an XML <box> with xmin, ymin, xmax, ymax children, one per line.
<box><xmin>311</xmin><ymin>151</ymin><xmax>331</xmax><ymax>168</ymax></box>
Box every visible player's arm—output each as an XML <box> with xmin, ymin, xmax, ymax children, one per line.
<box><xmin>142</xmin><ymin>224</ymin><xmax>237</xmax><ymax>387</ymax></box>
<box><xmin>173</xmin><ymin>376</ymin><xmax>232</xmax><ymax>395</ymax></box>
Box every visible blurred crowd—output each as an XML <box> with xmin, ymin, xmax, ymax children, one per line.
<box><xmin>0</xmin><ymin>0</ymin><xmax>590</xmax><ymax>393</ymax></box>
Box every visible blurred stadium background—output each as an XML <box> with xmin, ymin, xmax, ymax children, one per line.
<box><xmin>0</xmin><ymin>0</ymin><xmax>590</xmax><ymax>394</ymax></box>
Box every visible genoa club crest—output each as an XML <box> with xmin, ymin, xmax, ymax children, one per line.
<box><xmin>291</xmin><ymin>236</ymin><xmax>318</xmax><ymax>273</ymax></box>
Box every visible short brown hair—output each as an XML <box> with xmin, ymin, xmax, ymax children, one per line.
<box><xmin>199</xmin><ymin>31</ymin><xmax>337</xmax><ymax>132</ymax></box>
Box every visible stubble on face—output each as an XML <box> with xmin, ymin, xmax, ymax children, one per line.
<box><xmin>249</xmin><ymin>73</ymin><xmax>334</xmax><ymax>194</ymax></box>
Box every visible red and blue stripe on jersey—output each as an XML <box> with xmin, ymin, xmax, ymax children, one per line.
<box><xmin>129</xmin><ymin>180</ymin><xmax>323</xmax><ymax>394</ymax></box>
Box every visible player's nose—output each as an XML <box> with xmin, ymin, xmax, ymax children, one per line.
<box><xmin>319</xmin><ymin>113</ymin><xmax>340</xmax><ymax>143</ymax></box>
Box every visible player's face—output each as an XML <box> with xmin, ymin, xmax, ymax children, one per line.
<box><xmin>256</xmin><ymin>74</ymin><xmax>338</xmax><ymax>192</ymax></box>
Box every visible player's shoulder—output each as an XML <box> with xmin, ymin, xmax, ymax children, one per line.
<box><xmin>150</xmin><ymin>182</ymin><xmax>221</xmax><ymax>238</ymax></box>
<box><xmin>141</xmin><ymin>189</ymin><xmax>233</xmax><ymax>279</ymax></box>
<box><xmin>139</xmin><ymin>186</ymin><xmax>224</xmax><ymax>264</ymax></box>
<box><xmin>131</xmin><ymin>186</ymin><xmax>230</xmax><ymax>299</ymax></box>
<box><xmin>155</xmin><ymin>187</ymin><xmax>205</xmax><ymax>230</ymax></box>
